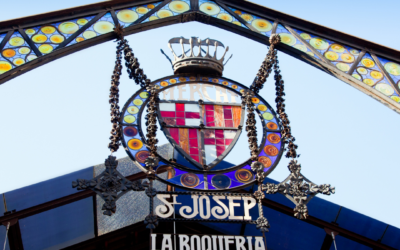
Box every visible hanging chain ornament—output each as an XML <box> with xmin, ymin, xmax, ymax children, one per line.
<box><xmin>242</xmin><ymin>34</ymin><xmax>281</xmax><ymax>232</ymax></box>
<box><xmin>72</xmin><ymin>24</ymin><xmax>161</xmax><ymax>217</ymax></box>
<box><xmin>260</xmin><ymin>36</ymin><xmax>335</xmax><ymax>220</ymax></box>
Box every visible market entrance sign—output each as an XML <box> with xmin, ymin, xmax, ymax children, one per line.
<box><xmin>151</xmin><ymin>234</ymin><xmax>266</xmax><ymax>250</ymax></box>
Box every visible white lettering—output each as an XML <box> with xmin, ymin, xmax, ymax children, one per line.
<box><xmin>162</xmin><ymin>234</ymin><xmax>173</xmax><ymax>250</ymax></box>
<box><xmin>201</xmin><ymin>84</ymin><xmax>215</xmax><ymax>102</ymax></box>
<box><xmin>201</xmin><ymin>236</ymin><xmax>212</xmax><ymax>250</ymax></box>
<box><xmin>180</xmin><ymin>235</ymin><xmax>190</xmax><ymax>250</ymax></box>
<box><xmin>212</xmin><ymin>236</ymin><xmax>219</xmax><ymax>250</ymax></box>
<box><xmin>189</xmin><ymin>84</ymin><xmax>203</xmax><ymax>101</ymax></box>
<box><xmin>235</xmin><ymin>236</ymin><xmax>246</xmax><ymax>250</ymax></box>
<box><xmin>224</xmin><ymin>236</ymin><xmax>235</xmax><ymax>250</ymax></box>
<box><xmin>215</xmin><ymin>86</ymin><xmax>229</xmax><ymax>103</ymax></box>
<box><xmin>191</xmin><ymin>235</ymin><xmax>201</xmax><ymax>250</ymax></box>
<box><xmin>179</xmin><ymin>195</ymin><xmax>199</xmax><ymax>219</ymax></box>
<box><xmin>211</xmin><ymin>196</ymin><xmax>229</xmax><ymax>219</ymax></box>
<box><xmin>162</xmin><ymin>86</ymin><xmax>176</xmax><ymax>100</ymax></box>
<box><xmin>218</xmin><ymin>236</ymin><xmax>225</xmax><ymax>250</ymax></box>
<box><xmin>242</xmin><ymin>197</ymin><xmax>257</xmax><ymax>220</ymax></box>
<box><xmin>228</xmin><ymin>197</ymin><xmax>243</xmax><ymax>220</ymax></box>
<box><xmin>199</xmin><ymin>195</ymin><xmax>211</xmax><ymax>219</ymax></box>
<box><xmin>178</xmin><ymin>85</ymin><xmax>188</xmax><ymax>101</ymax></box>
<box><xmin>151</xmin><ymin>234</ymin><xmax>157</xmax><ymax>250</ymax></box>
<box><xmin>155</xmin><ymin>194</ymin><xmax>181</xmax><ymax>218</ymax></box>
<box><xmin>227</xmin><ymin>90</ymin><xmax>239</xmax><ymax>103</ymax></box>
<box><xmin>254</xmin><ymin>237</ymin><xmax>265</xmax><ymax>250</ymax></box>
<box><xmin>246</xmin><ymin>237</ymin><xmax>253</xmax><ymax>250</ymax></box>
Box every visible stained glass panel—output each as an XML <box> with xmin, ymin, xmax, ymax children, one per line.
<box><xmin>115</xmin><ymin>2</ymin><xmax>163</xmax><ymax>27</ymax></box>
<box><xmin>228</xmin><ymin>6</ymin><xmax>273</xmax><ymax>36</ymax></box>
<box><xmin>67</xmin><ymin>13</ymin><xmax>114</xmax><ymax>47</ymax></box>
<box><xmin>377</xmin><ymin>56</ymin><xmax>400</xmax><ymax>103</ymax></box>
<box><xmin>142</xmin><ymin>0</ymin><xmax>191</xmax><ymax>23</ymax></box>
<box><xmin>203</xmin><ymin>104</ymin><xmax>241</xmax><ymax>128</ymax></box>
<box><xmin>275</xmin><ymin>25</ymin><xmax>319</xmax><ymax>60</ymax></box>
<box><xmin>352</xmin><ymin>53</ymin><xmax>399</xmax><ymax>99</ymax></box>
<box><xmin>24</xmin><ymin>15</ymin><xmax>95</xmax><ymax>54</ymax></box>
<box><xmin>199</xmin><ymin>1</ymin><xmax>248</xmax><ymax>29</ymax></box>
<box><xmin>1</xmin><ymin>31</ymin><xmax>32</xmax><ymax>69</ymax></box>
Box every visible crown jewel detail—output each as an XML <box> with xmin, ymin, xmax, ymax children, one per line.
<box><xmin>168</xmin><ymin>37</ymin><xmax>230</xmax><ymax>76</ymax></box>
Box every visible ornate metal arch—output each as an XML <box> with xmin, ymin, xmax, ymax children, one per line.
<box><xmin>1</xmin><ymin>0</ymin><xmax>400</xmax><ymax>113</ymax></box>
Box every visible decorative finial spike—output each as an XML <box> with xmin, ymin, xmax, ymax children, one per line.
<box><xmin>205</xmin><ymin>39</ymin><xmax>210</xmax><ymax>58</ymax></box>
<box><xmin>197</xmin><ymin>38</ymin><xmax>202</xmax><ymax>57</ymax></box>
<box><xmin>180</xmin><ymin>38</ymin><xmax>186</xmax><ymax>59</ymax></box>
<box><xmin>189</xmin><ymin>37</ymin><xmax>194</xmax><ymax>57</ymax></box>
<box><xmin>219</xmin><ymin>46</ymin><xmax>229</xmax><ymax>63</ymax></box>
<box><xmin>213</xmin><ymin>41</ymin><xmax>218</xmax><ymax>59</ymax></box>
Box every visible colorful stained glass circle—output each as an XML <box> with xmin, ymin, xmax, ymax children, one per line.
<box><xmin>169</xmin><ymin>1</ymin><xmax>190</xmax><ymax>13</ymax></box>
<box><xmin>180</xmin><ymin>173</ymin><xmax>199</xmax><ymax>188</ymax></box>
<box><xmin>222</xmin><ymin>81</ymin><xmax>229</xmax><ymax>85</ymax></box>
<box><xmin>149</xmin><ymin>16</ymin><xmax>159</xmax><ymax>21</ymax></box>
<box><xmin>77</xmin><ymin>19</ymin><xmax>88</xmax><ymax>25</ymax></box>
<box><xmin>38</xmin><ymin>44</ymin><xmax>53</xmax><ymax>54</ymax></box>
<box><xmin>361</xmin><ymin>58</ymin><xmax>375</xmax><ymax>68</ymax></box>
<box><xmin>189</xmin><ymin>76</ymin><xmax>196</xmax><ymax>81</ymax></box>
<box><xmin>357</xmin><ymin>67</ymin><xmax>368</xmax><ymax>75</ymax></box>
<box><xmin>124</xmin><ymin>126</ymin><xmax>138</xmax><ymax>137</ymax></box>
<box><xmin>251</xmin><ymin>97</ymin><xmax>260</xmax><ymax>103</ymax></box>
<box><xmin>370</xmin><ymin>71</ymin><xmax>383</xmax><ymax>79</ymax></box>
<box><xmin>251</xmin><ymin>19</ymin><xmax>273</xmax><ymax>32</ymax></box>
<box><xmin>199</xmin><ymin>2</ymin><xmax>220</xmax><ymax>15</ymax></box>
<box><xmin>83</xmin><ymin>31</ymin><xmax>97</xmax><ymax>39</ymax></box>
<box><xmin>336</xmin><ymin>63</ymin><xmax>350</xmax><ymax>72</ymax></box>
<box><xmin>13</xmin><ymin>58</ymin><xmax>24</xmax><ymax>66</ymax></box>
<box><xmin>50</xmin><ymin>35</ymin><xmax>65</xmax><ymax>44</ymax></box>
<box><xmin>262</xmin><ymin>112</ymin><xmax>274</xmax><ymax>120</ymax></box>
<box><xmin>2</xmin><ymin>49</ymin><xmax>16</xmax><ymax>58</ymax></box>
<box><xmin>266</xmin><ymin>122</ymin><xmax>278</xmax><ymax>130</ymax></box>
<box><xmin>169</xmin><ymin>79</ymin><xmax>177</xmax><ymax>84</ymax></box>
<box><xmin>264</xmin><ymin>145</ymin><xmax>279</xmax><ymax>156</ymax></box>
<box><xmin>258</xmin><ymin>156</ymin><xmax>272</xmax><ymax>168</ymax></box>
<box><xmin>363</xmin><ymin>79</ymin><xmax>374</xmax><ymax>86</ymax></box>
<box><xmin>375</xmin><ymin>83</ymin><xmax>394</xmax><ymax>96</ymax></box>
<box><xmin>9</xmin><ymin>37</ymin><xmax>24</xmax><ymax>46</ymax></box>
<box><xmin>136</xmin><ymin>7</ymin><xmax>149</xmax><ymax>14</ymax></box>
<box><xmin>325</xmin><ymin>51</ymin><xmax>339</xmax><ymax>61</ymax></box>
<box><xmin>25</xmin><ymin>29</ymin><xmax>36</xmax><ymax>35</ymax></box>
<box><xmin>127</xmin><ymin>106</ymin><xmax>139</xmax><ymax>114</ymax></box>
<box><xmin>352</xmin><ymin>74</ymin><xmax>361</xmax><ymax>80</ymax></box>
<box><xmin>391</xmin><ymin>96</ymin><xmax>400</xmax><ymax>103</ymax></box>
<box><xmin>76</xmin><ymin>37</ymin><xmax>85</xmax><ymax>42</ymax></box>
<box><xmin>139</xmin><ymin>92</ymin><xmax>149</xmax><ymax>98</ymax></box>
<box><xmin>300</xmin><ymin>33</ymin><xmax>311</xmax><ymax>40</ymax></box>
<box><xmin>133</xmin><ymin>99</ymin><xmax>143</xmax><ymax>106</ymax></box>
<box><xmin>59</xmin><ymin>22</ymin><xmax>79</xmax><ymax>34</ymax></box>
<box><xmin>211</xmin><ymin>175</ymin><xmax>231</xmax><ymax>189</ymax></box>
<box><xmin>384</xmin><ymin>62</ymin><xmax>400</xmax><ymax>76</ymax></box>
<box><xmin>331</xmin><ymin>44</ymin><xmax>345</xmax><ymax>53</ymax></box>
<box><xmin>279</xmin><ymin>33</ymin><xmax>296</xmax><ymax>46</ymax></box>
<box><xmin>117</xmin><ymin>9</ymin><xmax>139</xmax><ymax>23</ymax></box>
<box><xmin>124</xmin><ymin>115</ymin><xmax>136</xmax><ymax>123</ymax></box>
<box><xmin>217</xmin><ymin>13</ymin><xmax>233</xmax><ymax>22</ymax></box>
<box><xmin>310</xmin><ymin>38</ymin><xmax>329</xmax><ymax>50</ymax></box>
<box><xmin>0</xmin><ymin>61</ymin><xmax>12</xmax><ymax>73</ymax></box>
<box><xmin>258</xmin><ymin>104</ymin><xmax>267</xmax><ymax>111</ymax></box>
<box><xmin>32</xmin><ymin>34</ymin><xmax>48</xmax><ymax>43</ymax></box>
<box><xmin>26</xmin><ymin>55</ymin><xmax>37</xmax><ymax>61</ymax></box>
<box><xmin>161</xmin><ymin>81</ymin><xmax>169</xmax><ymax>87</ymax></box>
<box><xmin>41</xmin><ymin>26</ymin><xmax>56</xmax><ymax>34</ymax></box>
<box><xmin>267</xmin><ymin>134</ymin><xmax>281</xmax><ymax>144</ymax></box>
<box><xmin>128</xmin><ymin>138</ymin><xmax>143</xmax><ymax>150</ymax></box>
<box><xmin>157</xmin><ymin>9</ymin><xmax>173</xmax><ymax>18</ymax></box>
<box><xmin>350</xmin><ymin>49</ymin><xmax>360</xmax><ymax>55</ymax></box>
<box><xmin>235</xmin><ymin>169</ymin><xmax>253</xmax><ymax>183</ymax></box>
<box><xmin>179</xmin><ymin>77</ymin><xmax>187</xmax><ymax>82</ymax></box>
<box><xmin>341</xmin><ymin>54</ymin><xmax>354</xmax><ymax>63</ymax></box>
<box><xmin>18</xmin><ymin>47</ymin><xmax>30</xmax><ymax>55</ymax></box>
<box><xmin>241</xmin><ymin>14</ymin><xmax>253</xmax><ymax>22</ymax></box>
<box><xmin>135</xmin><ymin>150</ymin><xmax>150</xmax><ymax>163</ymax></box>
<box><xmin>94</xmin><ymin>21</ymin><xmax>114</xmax><ymax>34</ymax></box>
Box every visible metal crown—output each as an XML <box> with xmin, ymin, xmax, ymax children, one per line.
<box><xmin>168</xmin><ymin>37</ymin><xmax>230</xmax><ymax>76</ymax></box>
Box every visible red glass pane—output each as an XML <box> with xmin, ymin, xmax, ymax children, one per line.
<box><xmin>176</xmin><ymin>112</ymin><xmax>185</xmax><ymax>118</ymax></box>
<box><xmin>205</xmin><ymin>105</ymin><xmax>214</xmax><ymax>111</ymax></box>
<box><xmin>223</xmin><ymin>105</ymin><xmax>232</xmax><ymax>109</ymax></box>
<box><xmin>176</xmin><ymin>119</ymin><xmax>185</xmax><ymax>125</ymax></box>
<box><xmin>223</xmin><ymin>109</ymin><xmax>232</xmax><ymax>119</ymax></box>
<box><xmin>186</xmin><ymin>112</ymin><xmax>200</xmax><ymax>119</ymax></box>
<box><xmin>225</xmin><ymin>139</ymin><xmax>233</xmax><ymax>145</ymax></box>
<box><xmin>216</xmin><ymin>146</ymin><xmax>225</xmax><ymax>156</ymax></box>
<box><xmin>216</xmin><ymin>139</ymin><xmax>225</xmax><ymax>145</ymax></box>
<box><xmin>225</xmin><ymin>120</ymin><xmax>233</xmax><ymax>127</ymax></box>
<box><xmin>207</xmin><ymin>122</ymin><xmax>215</xmax><ymax>127</ymax></box>
<box><xmin>191</xmin><ymin>155</ymin><xmax>200</xmax><ymax>163</ymax></box>
<box><xmin>206</xmin><ymin>111</ymin><xmax>214</xmax><ymax>116</ymax></box>
<box><xmin>204</xmin><ymin>138</ymin><xmax>215</xmax><ymax>145</ymax></box>
<box><xmin>189</xmin><ymin>129</ymin><xmax>197</xmax><ymax>138</ymax></box>
<box><xmin>189</xmin><ymin>139</ymin><xmax>198</xmax><ymax>147</ymax></box>
<box><xmin>215</xmin><ymin>130</ymin><xmax>224</xmax><ymax>138</ymax></box>
<box><xmin>190</xmin><ymin>148</ymin><xmax>199</xmax><ymax>154</ymax></box>
<box><xmin>169</xmin><ymin>128</ymin><xmax>179</xmax><ymax>144</ymax></box>
<box><xmin>206</xmin><ymin>116</ymin><xmax>214</xmax><ymax>123</ymax></box>
<box><xmin>176</xmin><ymin>103</ymin><xmax>185</xmax><ymax>112</ymax></box>
<box><xmin>160</xmin><ymin>111</ymin><xmax>175</xmax><ymax>117</ymax></box>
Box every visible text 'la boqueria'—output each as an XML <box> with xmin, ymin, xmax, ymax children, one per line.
<box><xmin>155</xmin><ymin>194</ymin><xmax>257</xmax><ymax>220</ymax></box>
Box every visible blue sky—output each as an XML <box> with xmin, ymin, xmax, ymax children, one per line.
<box><xmin>1</xmin><ymin>0</ymin><xmax>400</xmax><ymax>229</ymax></box>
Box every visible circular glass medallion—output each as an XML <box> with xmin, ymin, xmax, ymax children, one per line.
<box><xmin>135</xmin><ymin>151</ymin><xmax>150</xmax><ymax>163</ymax></box>
<box><xmin>235</xmin><ymin>169</ymin><xmax>253</xmax><ymax>183</ymax></box>
<box><xmin>199</xmin><ymin>2</ymin><xmax>220</xmax><ymax>15</ymax></box>
<box><xmin>211</xmin><ymin>175</ymin><xmax>231</xmax><ymax>189</ymax></box>
<box><xmin>181</xmin><ymin>173</ymin><xmax>199</xmax><ymax>188</ymax></box>
<box><xmin>124</xmin><ymin>126</ymin><xmax>138</xmax><ymax>137</ymax></box>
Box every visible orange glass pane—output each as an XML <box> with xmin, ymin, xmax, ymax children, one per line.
<box><xmin>214</xmin><ymin>105</ymin><xmax>224</xmax><ymax>127</ymax></box>
<box><xmin>179</xmin><ymin>128</ymin><xmax>189</xmax><ymax>154</ymax></box>
<box><xmin>232</xmin><ymin>106</ymin><xmax>242</xmax><ymax>128</ymax></box>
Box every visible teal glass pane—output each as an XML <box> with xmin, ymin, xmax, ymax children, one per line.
<box><xmin>228</xmin><ymin>6</ymin><xmax>273</xmax><ymax>35</ymax></box>
<box><xmin>24</xmin><ymin>16</ymin><xmax>95</xmax><ymax>54</ymax></box>
<box><xmin>377</xmin><ymin>56</ymin><xmax>400</xmax><ymax>103</ymax></box>
<box><xmin>19</xmin><ymin>198</ymin><xmax>94</xmax><ymax>250</ymax></box>
<box><xmin>352</xmin><ymin>53</ymin><xmax>398</xmax><ymax>98</ymax></box>
<box><xmin>1</xmin><ymin>31</ymin><xmax>32</xmax><ymax>68</ymax></box>
<box><xmin>142</xmin><ymin>0</ymin><xmax>191</xmax><ymax>23</ymax></box>
<box><xmin>115</xmin><ymin>2</ymin><xmax>163</xmax><ymax>27</ymax></box>
<box><xmin>198</xmin><ymin>1</ymin><xmax>248</xmax><ymax>29</ymax></box>
<box><xmin>276</xmin><ymin>25</ymin><xmax>320</xmax><ymax>60</ymax></box>
<box><xmin>67</xmin><ymin>12</ymin><xmax>114</xmax><ymax>47</ymax></box>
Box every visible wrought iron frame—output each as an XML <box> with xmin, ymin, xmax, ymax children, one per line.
<box><xmin>0</xmin><ymin>0</ymin><xmax>399</xmax><ymax>113</ymax></box>
<box><xmin>120</xmin><ymin>75</ymin><xmax>285</xmax><ymax>192</ymax></box>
